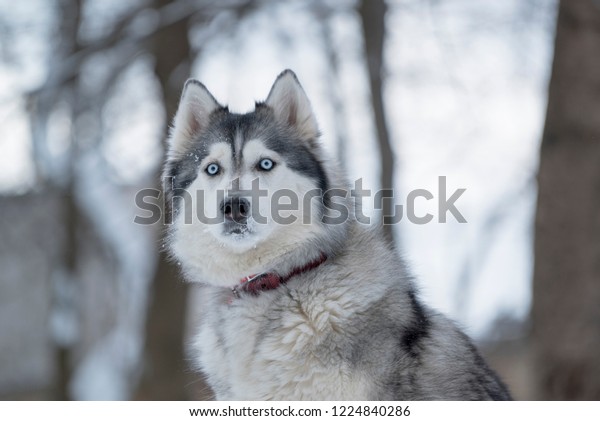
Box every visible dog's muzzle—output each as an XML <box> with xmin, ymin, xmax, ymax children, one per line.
<box><xmin>221</xmin><ymin>196</ymin><xmax>251</xmax><ymax>234</ymax></box>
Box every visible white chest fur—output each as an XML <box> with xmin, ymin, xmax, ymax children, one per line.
<box><xmin>192</xmin><ymin>283</ymin><xmax>373</xmax><ymax>400</ymax></box>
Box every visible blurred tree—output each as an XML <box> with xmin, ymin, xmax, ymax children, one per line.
<box><xmin>53</xmin><ymin>0</ymin><xmax>81</xmax><ymax>400</ymax></box>
<box><xmin>313</xmin><ymin>2</ymin><xmax>350</xmax><ymax>175</ymax></box>
<box><xmin>358</xmin><ymin>0</ymin><xmax>395</xmax><ymax>242</ymax></box>
<box><xmin>533</xmin><ymin>0</ymin><xmax>600</xmax><ymax>400</ymax></box>
<box><xmin>134</xmin><ymin>0</ymin><xmax>195</xmax><ymax>400</ymax></box>
<box><xmin>28</xmin><ymin>0</ymin><xmax>84</xmax><ymax>400</ymax></box>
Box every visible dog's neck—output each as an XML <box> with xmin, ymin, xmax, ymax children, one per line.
<box><xmin>231</xmin><ymin>252</ymin><xmax>328</xmax><ymax>298</ymax></box>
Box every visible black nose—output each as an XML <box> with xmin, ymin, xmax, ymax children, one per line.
<box><xmin>221</xmin><ymin>196</ymin><xmax>250</xmax><ymax>223</ymax></box>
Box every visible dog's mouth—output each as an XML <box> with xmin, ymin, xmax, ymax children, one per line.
<box><xmin>222</xmin><ymin>220</ymin><xmax>253</xmax><ymax>237</ymax></box>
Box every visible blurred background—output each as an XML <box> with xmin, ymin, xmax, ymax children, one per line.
<box><xmin>0</xmin><ymin>0</ymin><xmax>598</xmax><ymax>401</ymax></box>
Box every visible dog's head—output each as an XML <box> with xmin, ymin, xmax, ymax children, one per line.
<box><xmin>163</xmin><ymin>70</ymin><xmax>349</xmax><ymax>287</ymax></box>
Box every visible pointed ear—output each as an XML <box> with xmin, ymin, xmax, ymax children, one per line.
<box><xmin>265</xmin><ymin>70</ymin><xmax>319</xmax><ymax>139</ymax></box>
<box><xmin>168</xmin><ymin>79</ymin><xmax>221</xmax><ymax>157</ymax></box>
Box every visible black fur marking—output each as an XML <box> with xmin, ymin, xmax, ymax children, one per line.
<box><xmin>457</xmin><ymin>331</ymin><xmax>513</xmax><ymax>400</ymax></box>
<box><xmin>401</xmin><ymin>289</ymin><xmax>431</xmax><ymax>358</ymax></box>
<box><xmin>168</xmin><ymin>152</ymin><xmax>207</xmax><ymax>190</ymax></box>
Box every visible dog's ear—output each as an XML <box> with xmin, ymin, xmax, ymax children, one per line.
<box><xmin>168</xmin><ymin>79</ymin><xmax>222</xmax><ymax>157</ymax></box>
<box><xmin>266</xmin><ymin>70</ymin><xmax>319</xmax><ymax>139</ymax></box>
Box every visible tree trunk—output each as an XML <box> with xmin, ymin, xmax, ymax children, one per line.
<box><xmin>135</xmin><ymin>0</ymin><xmax>197</xmax><ymax>400</ymax></box>
<box><xmin>532</xmin><ymin>0</ymin><xmax>600</xmax><ymax>400</ymax></box>
<box><xmin>358</xmin><ymin>0</ymin><xmax>395</xmax><ymax>243</ymax></box>
<box><xmin>50</xmin><ymin>0</ymin><xmax>83</xmax><ymax>401</ymax></box>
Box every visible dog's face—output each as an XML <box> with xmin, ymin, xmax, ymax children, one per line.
<box><xmin>163</xmin><ymin>71</ymin><xmax>344</xmax><ymax>287</ymax></box>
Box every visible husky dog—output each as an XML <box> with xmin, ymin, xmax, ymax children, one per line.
<box><xmin>163</xmin><ymin>70</ymin><xmax>511</xmax><ymax>400</ymax></box>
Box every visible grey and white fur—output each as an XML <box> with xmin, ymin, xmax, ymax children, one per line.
<box><xmin>163</xmin><ymin>70</ymin><xmax>511</xmax><ymax>400</ymax></box>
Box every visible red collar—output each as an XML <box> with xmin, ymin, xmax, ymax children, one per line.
<box><xmin>232</xmin><ymin>253</ymin><xmax>328</xmax><ymax>298</ymax></box>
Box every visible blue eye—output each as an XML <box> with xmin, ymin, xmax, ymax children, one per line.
<box><xmin>259</xmin><ymin>158</ymin><xmax>275</xmax><ymax>171</ymax></box>
<box><xmin>206</xmin><ymin>163</ymin><xmax>220</xmax><ymax>176</ymax></box>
